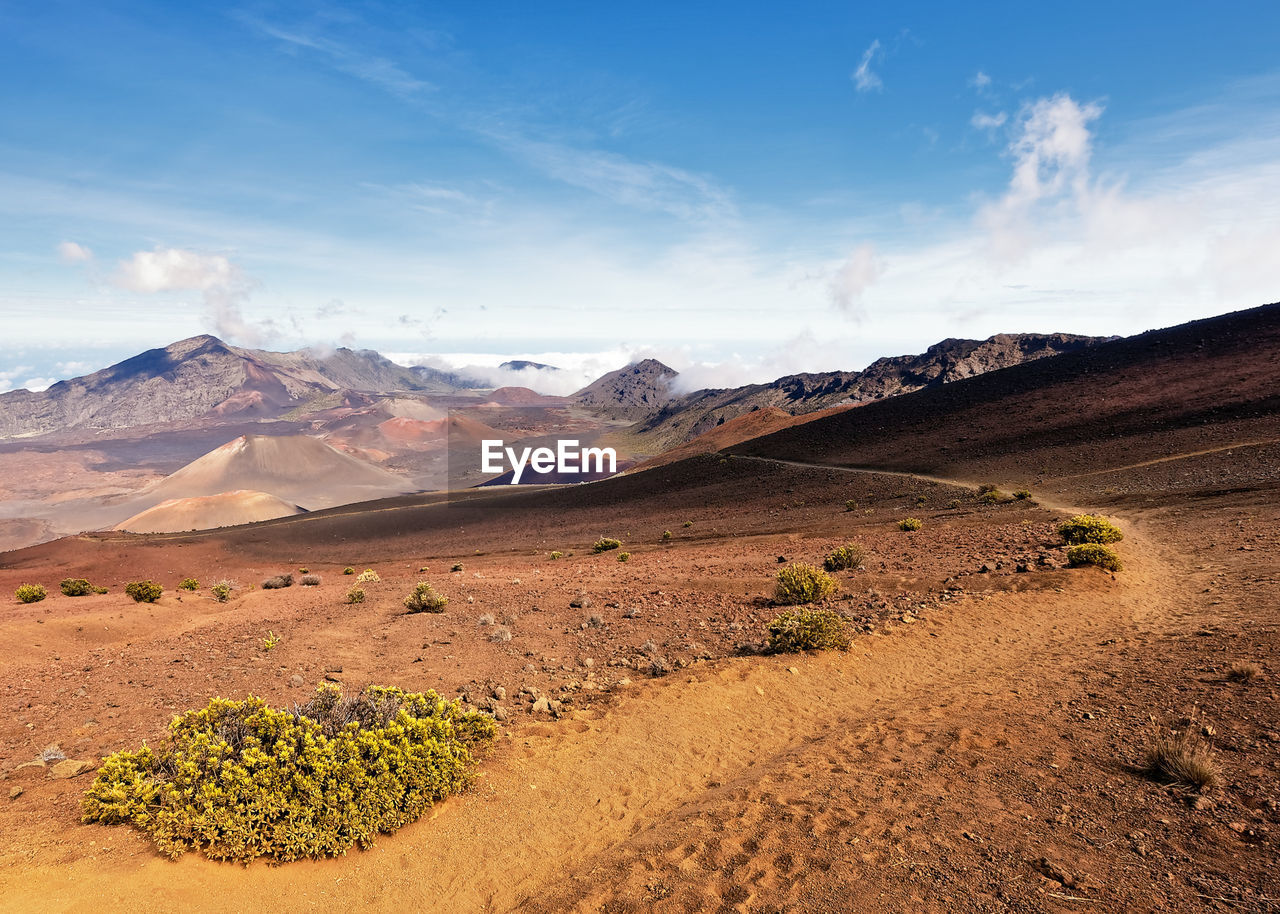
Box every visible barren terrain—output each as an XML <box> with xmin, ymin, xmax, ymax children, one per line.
<box><xmin>0</xmin><ymin>304</ymin><xmax>1277</xmax><ymax>912</ymax></box>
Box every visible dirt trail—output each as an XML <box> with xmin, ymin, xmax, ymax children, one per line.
<box><xmin>0</xmin><ymin>466</ymin><xmax>1175</xmax><ymax>914</ymax></box>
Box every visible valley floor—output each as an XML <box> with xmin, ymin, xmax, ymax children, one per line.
<box><xmin>0</xmin><ymin>452</ymin><xmax>1276</xmax><ymax>913</ymax></box>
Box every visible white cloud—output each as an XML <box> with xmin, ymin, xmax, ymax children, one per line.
<box><xmin>969</xmin><ymin>70</ymin><xmax>992</xmax><ymax>92</ymax></box>
<box><xmin>828</xmin><ymin>244</ymin><xmax>883</xmax><ymax>316</ymax></box>
<box><xmin>57</xmin><ymin>241</ymin><xmax>93</xmax><ymax>263</ymax></box>
<box><xmin>970</xmin><ymin>110</ymin><xmax>1008</xmax><ymax>131</ymax></box>
<box><xmin>853</xmin><ymin>40</ymin><xmax>883</xmax><ymax>93</ymax></box>
<box><xmin>113</xmin><ymin>247</ymin><xmax>271</xmax><ymax>346</ymax></box>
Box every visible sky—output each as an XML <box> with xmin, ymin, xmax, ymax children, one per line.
<box><xmin>2</xmin><ymin>1</ymin><xmax>1279</xmax><ymax>394</ymax></box>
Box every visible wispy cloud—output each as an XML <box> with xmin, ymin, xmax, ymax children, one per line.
<box><xmin>970</xmin><ymin>110</ymin><xmax>1008</xmax><ymax>131</ymax></box>
<box><xmin>827</xmin><ymin>244</ymin><xmax>882</xmax><ymax>317</ymax></box>
<box><xmin>852</xmin><ymin>39</ymin><xmax>883</xmax><ymax>93</ymax></box>
<box><xmin>969</xmin><ymin>70</ymin><xmax>992</xmax><ymax>92</ymax></box>
<box><xmin>238</xmin><ymin>14</ymin><xmax>433</xmax><ymax>98</ymax></box>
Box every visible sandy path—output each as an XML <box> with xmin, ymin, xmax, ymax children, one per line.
<box><xmin>0</xmin><ymin>470</ymin><xmax>1167</xmax><ymax>914</ymax></box>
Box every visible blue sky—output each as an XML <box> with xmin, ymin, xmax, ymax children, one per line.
<box><xmin>2</xmin><ymin>1</ymin><xmax>1279</xmax><ymax>393</ymax></box>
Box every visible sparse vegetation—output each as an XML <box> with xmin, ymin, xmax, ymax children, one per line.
<box><xmin>823</xmin><ymin>543</ymin><xmax>866</xmax><ymax>572</ymax></box>
<box><xmin>1226</xmin><ymin>661</ymin><xmax>1263</xmax><ymax>683</ymax></box>
<box><xmin>298</xmin><ymin>568</ymin><xmax>309</xmax><ymax>574</ymax></box>
<box><xmin>766</xmin><ymin>607</ymin><xmax>851</xmax><ymax>653</ymax></box>
<box><xmin>898</xmin><ymin>517</ymin><xmax>923</xmax><ymax>531</ymax></box>
<box><xmin>177</xmin><ymin>578</ymin><xmax>199</xmax><ymax>591</ymax></box>
<box><xmin>262</xmin><ymin>574</ymin><xmax>294</xmax><ymax>590</ymax></box>
<box><xmin>844</xmin><ymin>499</ymin><xmax>856</xmax><ymax>512</ymax></box>
<box><xmin>978</xmin><ymin>488</ymin><xmax>1005</xmax><ymax>504</ymax></box>
<box><xmin>1057</xmin><ymin>514</ymin><xmax>1124</xmax><ymax>545</ymax></box>
<box><xmin>356</xmin><ymin>569</ymin><xmax>380</xmax><ymax>583</ymax></box>
<box><xmin>1143</xmin><ymin>721</ymin><xmax>1219</xmax><ymax>791</ymax></box>
<box><xmin>648</xmin><ymin>656</ymin><xmax>671</xmax><ymax>677</ymax></box>
<box><xmin>211</xmin><ymin>581</ymin><xmax>233</xmax><ymax>603</ymax></box>
<box><xmin>591</xmin><ymin>538</ymin><xmax>622</xmax><ymax>554</ymax></box>
<box><xmin>1013</xmin><ymin>489</ymin><xmax>1033</xmax><ymax>500</ymax></box>
<box><xmin>262</xmin><ymin>630</ymin><xmax>281</xmax><ymax>651</ymax></box>
<box><xmin>125</xmin><ymin>580</ymin><xmax>163</xmax><ymax>603</ymax></box>
<box><xmin>60</xmin><ymin>578</ymin><xmax>98</xmax><ymax>597</ymax></box>
<box><xmin>80</xmin><ymin>684</ymin><xmax>495</xmax><ymax>862</ymax></box>
<box><xmin>618</xmin><ymin>551</ymin><xmax>631</xmax><ymax>562</ymax></box>
<box><xmin>977</xmin><ymin>483</ymin><xmax>999</xmax><ymax>495</ymax></box>
<box><xmin>914</xmin><ymin>494</ymin><xmax>927</xmax><ymax>505</ymax></box>
<box><xmin>490</xmin><ymin>626</ymin><xmax>512</xmax><ymax>643</ymax></box>
<box><xmin>404</xmin><ymin>582</ymin><xmax>448</xmax><ymax>613</ymax></box>
<box><xmin>661</xmin><ymin>530</ymin><xmax>672</xmax><ymax>541</ymax></box>
<box><xmin>300</xmin><ymin>574</ymin><xmax>321</xmax><ymax>586</ymax></box>
<box><xmin>683</xmin><ymin>521</ymin><xmax>693</xmax><ymax>528</ymax></box>
<box><xmin>345</xmin><ymin>586</ymin><xmax>366</xmax><ymax>604</ymax></box>
<box><xmin>477</xmin><ymin>613</ymin><xmax>494</xmax><ymax>626</ymax></box>
<box><xmin>946</xmin><ymin>499</ymin><xmax>961</xmax><ymax>509</ymax></box>
<box><xmin>1066</xmin><ymin>543</ymin><xmax>1122</xmax><ymax>572</ymax></box>
<box><xmin>774</xmin><ymin>563</ymin><xmax>837</xmax><ymax>605</ymax></box>
<box><xmin>343</xmin><ymin>567</ymin><xmax>355</xmax><ymax>575</ymax></box>
<box><xmin>450</xmin><ymin>563</ymin><xmax>464</xmax><ymax>572</ymax></box>
<box><xmin>15</xmin><ymin>584</ymin><xmax>47</xmax><ymax>604</ymax></box>
<box><xmin>549</xmin><ymin>551</ymin><xmax>563</xmax><ymax>560</ymax></box>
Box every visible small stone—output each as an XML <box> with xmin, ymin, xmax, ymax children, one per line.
<box><xmin>616</xmin><ymin>678</ymin><xmax>632</xmax><ymax>687</ymax></box>
<box><xmin>492</xmin><ymin>706</ymin><xmax>508</xmax><ymax>722</ymax></box>
<box><xmin>9</xmin><ymin>760</ymin><xmax>46</xmax><ymax>780</ymax></box>
<box><xmin>532</xmin><ymin>696</ymin><xmax>551</xmax><ymax>714</ymax></box>
<box><xmin>492</xmin><ymin>686</ymin><xmax>506</xmax><ymax>701</ymax></box>
<box><xmin>1082</xmin><ymin>712</ymin><xmax>1096</xmax><ymax>720</ymax></box>
<box><xmin>289</xmin><ymin>674</ymin><xmax>305</xmax><ymax>688</ymax></box>
<box><xmin>755</xmin><ymin>686</ymin><xmax>765</xmax><ymax>696</ymax></box>
<box><xmin>8</xmin><ymin>787</ymin><xmax>23</xmax><ymax>800</ymax></box>
<box><xmin>48</xmin><ymin>759</ymin><xmax>93</xmax><ymax>780</ymax></box>
<box><xmin>582</xmin><ymin>658</ymin><xmax>594</xmax><ymax>668</ymax></box>
<box><xmin>324</xmin><ymin>665</ymin><xmax>343</xmax><ymax>674</ymax></box>
<box><xmin>1228</xmin><ymin>821</ymin><xmax>1247</xmax><ymax>833</ymax></box>
<box><xmin>788</xmin><ymin>667</ymin><xmax>799</xmax><ymax>675</ymax></box>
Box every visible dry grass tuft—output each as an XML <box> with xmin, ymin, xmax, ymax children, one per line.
<box><xmin>1143</xmin><ymin>722</ymin><xmax>1219</xmax><ymax>792</ymax></box>
<box><xmin>1226</xmin><ymin>661</ymin><xmax>1262</xmax><ymax>683</ymax></box>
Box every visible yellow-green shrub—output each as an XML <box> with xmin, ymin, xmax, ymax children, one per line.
<box><xmin>124</xmin><ymin>580</ymin><xmax>163</xmax><ymax>603</ymax></box>
<box><xmin>60</xmin><ymin>578</ymin><xmax>95</xmax><ymax>597</ymax></box>
<box><xmin>1066</xmin><ymin>543</ymin><xmax>1122</xmax><ymax>571</ymax></box>
<box><xmin>211</xmin><ymin>581</ymin><xmax>233</xmax><ymax>603</ymax></box>
<box><xmin>1057</xmin><ymin>514</ymin><xmax>1123</xmax><ymax>545</ymax></box>
<box><xmin>177</xmin><ymin>578</ymin><xmax>199</xmax><ymax>591</ymax></box>
<box><xmin>549</xmin><ymin>551</ymin><xmax>563</xmax><ymax>560</ymax></box>
<box><xmin>774</xmin><ymin>563</ymin><xmax>836</xmax><ymax>605</ymax></box>
<box><xmin>591</xmin><ymin>537</ymin><xmax>621</xmax><ymax>554</ymax></box>
<box><xmin>767</xmin><ymin>607</ymin><xmax>850</xmax><ymax>652</ymax></box>
<box><xmin>345</xmin><ymin>586</ymin><xmax>366</xmax><ymax>604</ymax></box>
<box><xmin>823</xmin><ymin>543</ymin><xmax>866</xmax><ymax>572</ymax></box>
<box><xmin>356</xmin><ymin>569</ymin><xmax>380</xmax><ymax>583</ymax></box>
<box><xmin>618</xmin><ymin>552</ymin><xmax>631</xmax><ymax>563</ymax></box>
<box><xmin>343</xmin><ymin>567</ymin><xmax>355</xmax><ymax>575</ymax></box>
<box><xmin>404</xmin><ymin>582</ymin><xmax>447</xmax><ymax>613</ymax></box>
<box><xmin>15</xmin><ymin>584</ymin><xmax>46</xmax><ymax>603</ymax></box>
<box><xmin>898</xmin><ymin>517</ymin><xmax>923</xmax><ymax>531</ymax></box>
<box><xmin>81</xmin><ymin>684</ymin><xmax>495</xmax><ymax>863</ymax></box>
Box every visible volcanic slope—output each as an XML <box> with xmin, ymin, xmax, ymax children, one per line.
<box><xmin>129</xmin><ymin>433</ymin><xmax>416</xmax><ymax>513</ymax></box>
<box><xmin>1</xmin><ymin>304</ymin><xmax>1278</xmax><ymax>913</ymax></box>
<box><xmin>114</xmin><ymin>490</ymin><xmax>305</xmax><ymax>534</ymax></box>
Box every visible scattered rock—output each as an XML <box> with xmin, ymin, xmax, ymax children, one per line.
<box><xmin>8</xmin><ymin>787</ymin><xmax>23</xmax><ymax>800</ymax></box>
<box><xmin>492</xmin><ymin>686</ymin><xmax>506</xmax><ymax>701</ymax></box>
<box><xmin>289</xmin><ymin>674</ymin><xmax>305</xmax><ymax>688</ymax></box>
<box><xmin>47</xmin><ymin>759</ymin><xmax>93</xmax><ymax>780</ymax></box>
<box><xmin>9</xmin><ymin>760</ymin><xmax>46</xmax><ymax>780</ymax></box>
<box><xmin>532</xmin><ymin>696</ymin><xmax>552</xmax><ymax>714</ymax></box>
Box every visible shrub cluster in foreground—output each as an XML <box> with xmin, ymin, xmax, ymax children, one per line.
<box><xmin>774</xmin><ymin>563</ymin><xmax>836</xmax><ymax>605</ymax></box>
<box><xmin>1057</xmin><ymin>514</ymin><xmax>1123</xmax><ymax>545</ymax></box>
<box><xmin>767</xmin><ymin>607</ymin><xmax>850</xmax><ymax>652</ymax></box>
<box><xmin>898</xmin><ymin>517</ymin><xmax>923</xmax><ymax>532</ymax></box>
<box><xmin>591</xmin><ymin>537</ymin><xmax>622</xmax><ymax>554</ymax></box>
<box><xmin>81</xmin><ymin>684</ymin><xmax>495</xmax><ymax>863</ymax></box>
<box><xmin>61</xmin><ymin>578</ymin><xmax>107</xmax><ymax>596</ymax></box>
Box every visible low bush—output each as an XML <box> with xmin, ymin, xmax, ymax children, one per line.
<box><xmin>15</xmin><ymin>584</ymin><xmax>47</xmax><ymax>604</ymax></box>
<box><xmin>1013</xmin><ymin>489</ymin><xmax>1033</xmax><ymax>500</ymax></box>
<box><xmin>262</xmin><ymin>631</ymin><xmax>281</xmax><ymax>651</ymax></box>
<box><xmin>490</xmin><ymin>626</ymin><xmax>512</xmax><ymax>643</ymax></box>
<box><xmin>298</xmin><ymin>568</ymin><xmax>309</xmax><ymax>574</ymax></box>
<box><xmin>262</xmin><ymin>574</ymin><xmax>294</xmax><ymax>590</ymax></box>
<box><xmin>898</xmin><ymin>517</ymin><xmax>922</xmax><ymax>532</ymax></box>
<box><xmin>1143</xmin><ymin>724</ymin><xmax>1219</xmax><ymax>791</ymax></box>
<box><xmin>345</xmin><ymin>586</ymin><xmax>366</xmax><ymax>604</ymax></box>
<box><xmin>978</xmin><ymin>489</ymin><xmax>1004</xmax><ymax>504</ymax></box>
<box><xmin>682</xmin><ymin>521</ymin><xmax>693</xmax><ymax>528</ymax></box>
<box><xmin>823</xmin><ymin>543</ymin><xmax>866</xmax><ymax>572</ymax></box>
<box><xmin>177</xmin><ymin>578</ymin><xmax>199</xmax><ymax>591</ymax></box>
<box><xmin>774</xmin><ymin>563</ymin><xmax>836</xmax><ymax>605</ymax></box>
<box><xmin>946</xmin><ymin>499</ymin><xmax>962</xmax><ymax>509</ymax></box>
<box><xmin>300</xmin><ymin>574</ymin><xmax>321</xmax><ymax>586</ymax></box>
<box><xmin>80</xmin><ymin>684</ymin><xmax>495</xmax><ymax>862</ymax></box>
<box><xmin>1066</xmin><ymin>543</ymin><xmax>1122</xmax><ymax>572</ymax></box>
<box><xmin>591</xmin><ymin>538</ymin><xmax>622</xmax><ymax>554</ymax></box>
<box><xmin>125</xmin><ymin>581</ymin><xmax>163</xmax><ymax>603</ymax></box>
<box><xmin>844</xmin><ymin>499</ymin><xmax>856</xmax><ymax>512</ymax></box>
<box><xmin>404</xmin><ymin>582</ymin><xmax>448</xmax><ymax>614</ymax></box>
<box><xmin>977</xmin><ymin>483</ymin><xmax>1000</xmax><ymax>495</ymax></box>
<box><xmin>549</xmin><ymin>551</ymin><xmax>563</xmax><ymax>560</ymax></box>
<box><xmin>211</xmin><ymin>581</ymin><xmax>233</xmax><ymax>603</ymax></box>
<box><xmin>356</xmin><ymin>569</ymin><xmax>380</xmax><ymax>583</ymax></box>
<box><xmin>767</xmin><ymin>607</ymin><xmax>851</xmax><ymax>653</ymax></box>
<box><xmin>1057</xmin><ymin>514</ymin><xmax>1123</xmax><ymax>545</ymax></box>
<box><xmin>618</xmin><ymin>552</ymin><xmax>631</xmax><ymax>563</ymax></box>
<box><xmin>450</xmin><ymin>563</ymin><xmax>464</xmax><ymax>573</ymax></box>
<box><xmin>343</xmin><ymin>567</ymin><xmax>355</xmax><ymax>575</ymax></box>
<box><xmin>661</xmin><ymin>530</ymin><xmax>672</xmax><ymax>541</ymax></box>
<box><xmin>60</xmin><ymin>578</ymin><xmax>95</xmax><ymax>597</ymax></box>
<box><xmin>914</xmin><ymin>494</ymin><xmax>927</xmax><ymax>505</ymax></box>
